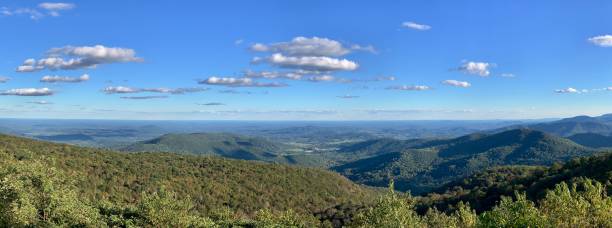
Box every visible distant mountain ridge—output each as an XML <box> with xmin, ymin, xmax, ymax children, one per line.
<box><xmin>499</xmin><ymin>113</ymin><xmax>612</xmax><ymax>137</ymax></box>
<box><xmin>334</xmin><ymin>129</ymin><xmax>601</xmax><ymax>194</ymax></box>
<box><xmin>567</xmin><ymin>133</ymin><xmax>612</xmax><ymax>148</ymax></box>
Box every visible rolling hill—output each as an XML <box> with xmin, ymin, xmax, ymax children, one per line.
<box><xmin>334</xmin><ymin>129</ymin><xmax>601</xmax><ymax>194</ymax></box>
<box><xmin>567</xmin><ymin>133</ymin><xmax>612</xmax><ymax>148</ymax></box>
<box><xmin>0</xmin><ymin>133</ymin><xmax>377</xmax><ymax>216</ymax></box>
<box><xmin>122</xmin><ymin>132</ymin><xmax>285</xmax><ymax>161</ymax></box>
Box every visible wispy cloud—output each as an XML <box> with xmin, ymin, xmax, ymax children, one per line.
<box><xmin>555</xmin><ymin>87</ymin><xmax>588</xmax><ymax>94</ymax></box>
<box><xmin>442</xmin><ymin>80</ymin><xmax>471</xmax><ymax>88</ymax></box>
<box><xmin>40</xmin><ymin>74</ymin><xmax>89</xmax><ymax>83</ymax></box>
<box><xmin>500</xmin><ymin>73</ymin><xmax>516</xmax><ymax>78</ymax></box>
<box><xmin>386</xmin><ymin>85</ymin><xmax>432</xmax><ymax>91</ymax></box>
<box><xmin>199</xmin><ymin>76</ymin><xmax>287</xmax><ymax>87</ymax></box>
<box><xmin>1</xmin><ymin>88</ymin><xmax>53</xmax><ymax>96</ymax></box>
<box><xmin>0</xmin><ymin>76</ymin><xmax>9</xmax><ymax>83</ymax></box>
<box><xmin>103</xmin><ymin>86</ymin><xmax>208</xmax><ymax>94</ymax></box>
<box><xmin>27</xmin><ymin>100</ymin><xmax>53</xmax><ymax>105</ymax></box>
<box><xmin>401</xmin><ymin>21</ymin><xmax>431</xmax><ymax>31</ymax></box>
<box><xmin>250</xmin><ymin>36</ymin><xmax>372</xmax><ymax>57</ymax></box>
<box><xmin>2</xmin><ymin>2</ymin><xmax>75</xmax><ymax>20</ymax></box>
<box><xmin>337</xmin><ymin>95</ymin><xmax>359</xmax><ymax>99</ymax></box>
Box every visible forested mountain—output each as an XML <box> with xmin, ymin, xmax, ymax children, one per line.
<box><xmin>0</xmin><ymin>133</ymin><xmax>377</xmax><ymax>217</ymax></box>
<box><xmin>334</xmin><ymin>129</ymin><xmax>601</xmax><ymax>194</ymax></box>
<box><xmin>123</xmin><ymin>133</ymin><xmax>285</xmax><ymax>161</ymax></box>
<box><xmin>497</xmin><ymin>114</ymin><xmax>612</xmax><ymax>137</ymax></box>
<box><xmin>567</xmin><ymin>133</ymin><xmax>612</xmax><ymax>148</ymax></box>
<box><xmin>420</xmin><ymin>151</ymin><xmax>612</xmax><ymax>213</ymax></box>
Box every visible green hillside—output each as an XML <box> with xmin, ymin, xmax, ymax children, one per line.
<box><xmin>0</xmin><ymin>133</ymin><xmax>376</xmax><ymax>216</ymax></box>
<box><xmin>123</xmin><ymin>132</ymin><xmax>285</xmax><ymax>161</ymax></box>
<box><xmin>568</xmin><ymin>133</ymin><xmax>612</xmax><ymax>148</ymax></box>
<box><xmin>420</xmin><ymin>151</ymin><xmax>612</xmax><ymax>213</ymax></box>
<box><xmin>334</xmin><ymin>129</ymin><xmax>601</xmax><ymax>194</ymax></box>
<box><xmin>498</xmin><ymin>114</ymin><xmax>612</xmax><ymax>137</ymax></box>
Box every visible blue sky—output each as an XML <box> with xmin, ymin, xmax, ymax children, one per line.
<box><xmin>1</xmin><ymin>0</ymin><xmax>612</xmax><ymax>120</ymax></box>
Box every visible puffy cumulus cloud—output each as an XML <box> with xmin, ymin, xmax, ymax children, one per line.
<box><xmin>386</xmin><ymin>85</ymin><xmax>431</xmax><ymax>91</ymax></box>
<box><xmin>0</xmin><ymin>88</ymin><xmax>53</xmax><ymax>96</ymax></box>
<box><xmin>199</xmin><ymin>76</ymin><xmax>287</xmax><ymax>87</ymax></box>
<box><xmin>250</xmin><ymin>36</ymin><xmax>352</xmax><ymax>57</ymax></box>
<box><xmin>588</xmin><ymin>35</ymin><xmax>612</xmax><ymax>47</ymax></box>
<box><xmin>555</xmin><ymin>87</ymin><xmax>588</xmax><ymax>94</ymax></box>
<box><xmin>198</xmin><ymin>102</ymin><xmax>225</xmax><ymax>106</ymax></box>
<box><xmin>337</xmin><ymin>95</ymin><xmax>359</xmax><ymax>99</ymax></box>
<box><xmin>0</xmin><ymin>76</ymin><xmax>9</xmax><ymax>83</ymax></box>
<box><xmin>458</xmin><ymin>61</ymin><xmax>492</xmax><ymax>76</ymax></box>
<box><xmin>104</xmin><ymin>86</ymin><xmax>207</xmax><ymax>94</ymax></box>
<box><xmin>256</xmin><ymin>53</ymin><xmax>358</xmax><ymax>72</ymax></box>
<box><xmin>40</xmin><ymin>74</ymin><xmax>89</xmax><ymax>83</ymax></box>
<box><xmin>17</xmin><ymin>45</ymin><xmax>142</xmax><ymax>72</ymax></box>
<box><xmin>401</xmin><ymin>21</ymin><xmax>431</xmax><ymax>31</ymax></box>
<box><xmin>307</xmin><ymin>75</ymin><xmax>335</xmax><ymax>82</ymax></box>
<box><xmin>120</xmin><ymin>96</ymin><xmax>168</xmax><ymax>100</ymax></box>
<box><xmin>442</xmin><ymin>80</ymin><xmax>471</xmax><ymax>88</ymax></box>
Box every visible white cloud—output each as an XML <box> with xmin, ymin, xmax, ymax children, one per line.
<box><xmin>0</xmin><ymin>76</ymin><xmax>9</xmax><ymax>83</ymax></box>
<box><xmin>243</xmin><ymin>70</ymin><xmax>303</xmax><ymax>80</ymax></box>
<box><xmin>256</xmin><ymin>53</ymin><xmax>358</xmax><ymax>72</ymax></box>
<box><xmin>387</xmin><ymin>85</ymin><xmax>431</xmax><ymax>91</ymax></box>
<box><xmin>401</xmin><ymin>21</ymin><xmax>431</xmax><ymax>31</ymax></box>
<box><xmin>103</xmin><ymin>86</ymin><xmax>139</xmax><ymax>94</ymax></box>
<box><xmin>2</xmin><ymin>2</ymin><xmax>74</xmax><ymax>19</ymax></box>
<box><xmin>458</xmin><ymin>61</ymin><xmax>491</xmax><ymax>76</ymax></box>
<box><xmin>250</xmin><ymin>36</ymin><xmax>351</xmax><ymax>57</ymax></box>
<box><xmin>500</xmin><ymin>73</ymin><xmax>516</xmax><ymax>78</ymax></box>
<box><xmin>555</xmin><ymin>87</ymin><xmax>587</xmax><ymax>94</ymax></box>
<box><xmin>442</xmin><ymin>80</ymin><xmax>471</xmax><ymax>88</ymax></box>
<box><xmin>17</xmin><ymin>45</ymin><xmax>142</xmax><ymax>72</ymax></box>
<box><xmin>140</xmin><ymin>87</ymin><xmax>208</xmax><ymax>94</ymax></box>
<box><xmin>337</xmin><ymin>95</ymin><xmax>359</xmax><ymax>99</ymax></box>
<box><xmin>307</xmin><ymin>75</ymin><xmax>335</xmax><ymax>82</ymax></box>
<box><xmin>38</xmin><ymin>3</ymin><xmax>75</xmax><ymax>11</ymax></box>
<box><xmin>1</xmin><ymin>88</ymin><xmax>53</xmax><ymax>96</ymax></box>
<box><xmin>28</xmin><ymin>100</ymin><xmax>52</xmax><ymax>105</ymax></box>
<box><xmin>40</xmin><ymin>74</ymin><xmax>89</xmax><ymax>83</ymax></box>
<box><xmin>350</xmin><ymin>44</ymin><xmax>378</xmax><ymax>54</ymax></box>
<box><xmin>588</xmin><ymin>35</ymin><xmax>612</xmax><ymax>47</ymax></box>
<box><xmin>199</xmin><ymin>76</ymin><xmax>287</xmax><ymax>87</ymax></box>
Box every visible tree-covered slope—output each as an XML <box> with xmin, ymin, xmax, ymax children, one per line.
<box><xmin>122</xmin><ymin>132</ymin><xmax>284</xmax><ymax>161</ymax></box>
<box><xmin>420</xmin><ymin>151</ymin><xmax>612</xmax><ymax>213</ymax></box>
<box><xmin>0</xmin><ymin>133</ymin><xmax>376</xmax><ymax>216</ymax></box>
<box><xmin>567</xmin><ymin>132</ymin><xmax>612</xmax><ymax>148</ymax></box>
<box><xmin>334</xmin><ymin>129</ymin><xmax>601</xmax><ymax>194</ymax></box>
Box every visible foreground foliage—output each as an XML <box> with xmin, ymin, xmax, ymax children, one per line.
<box><xmin>0</xmin><ymin>134</ymin><xmax>610</xmax><ymax>227</ymax></box>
